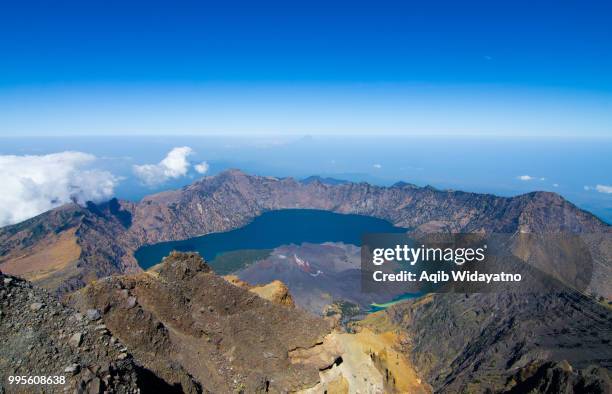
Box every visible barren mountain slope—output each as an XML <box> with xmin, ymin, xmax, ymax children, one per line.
<box><xmin>364</xmin><ymin>292</ymin><xmax>612</xmax><ymax>393</ymax></box>
<box><xmin>66</xmin><ymin>252</ymin><xmax>339</xmax><ymax>393</ymax></box>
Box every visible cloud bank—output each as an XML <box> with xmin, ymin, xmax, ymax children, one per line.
<box><xmin>0</xmin><ymin>152</ymin><xmax>119</xmax><ymax>226</ymax></box>
<box><xmin>584</xmin><ymin>184</ymin><xmax>612</xmax><ymax>194</ymax></box>
<box><xmin>595</xmin><ymin>184</ymin><xmax>612</xmax><ymax>194</ymax></box>
<box><xmin>133</xmin><ymin>147</ymin><xmax>194</xmax><ymax>186</ymax></box>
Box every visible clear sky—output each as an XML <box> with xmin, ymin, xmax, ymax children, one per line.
<box><xmin>0</xmin><ymin>0</ymin><xmax>611</xmax><ymax>136</ymax></box>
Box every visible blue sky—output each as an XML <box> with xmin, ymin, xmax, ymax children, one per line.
<box><xmin>0</xmin><ymin>0</ymin><xmax>611</xmax><ymax>136</ymax></box>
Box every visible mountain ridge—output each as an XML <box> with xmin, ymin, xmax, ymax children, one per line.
<box><xmin>0</xmin><ymin>169</ymin><xmax>609</xmax><ymax>295</ymax></box>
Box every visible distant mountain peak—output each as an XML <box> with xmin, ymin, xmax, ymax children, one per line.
<box><xmin>300</xmin><ymin>175</ymin><xmax>350</xmax><ymax>185</ymax></box>
<box><xmin>391</xmin><ymin>180</ymin><xmax>419</xmax><ymax>188</ymax></box>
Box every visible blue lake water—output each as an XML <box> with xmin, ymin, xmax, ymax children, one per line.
<box><xmin>134</xmin><ymin>209</ymin><xmax>408</xmax><ymax>270</ymax></box>
<box><xmin>368</xmin><ymin>293</ymin><xmax>421</xmax><ymax>312</ymax></box>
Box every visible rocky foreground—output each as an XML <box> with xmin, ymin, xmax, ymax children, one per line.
<box><xmin>64</xmin><ymin>252</ymin><xmax>433</xmax><ymax>393</ymax></box>
<box><xmin>0</xmin><ymin>271</ymin><xmax>141</xmax><ymax>393</ymax></box>
<box><xmin>66</xmin><ymin>252</ymin><xmax>331</xmax><ymax>392</ymax></box>
<box><xmin>0</xmin><ymin>253</ymin><xmax>395</xmax><ymax>393</ymax></box>
<box><xmin>0</xmin><ymin>251</ymin><xmax>437</xmax><ymax>393</ymax></box>
<box><xmin>2</xmin><ymin>251</ymin><xmax>612</xmax><ymax>393</ymax></box>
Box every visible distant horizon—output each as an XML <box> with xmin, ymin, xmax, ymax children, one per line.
<box><xmin>1</xmin><ymin>135</ymin><xmax>611</xmax><ymax>226</ymax></box>
<box><xmin>1</xmin><ymin>132</ymin><xmax>612</xmax><ymax>139</ymax></box>
<box><xmin>1</xmin><ymin>83</ymin><xmax>610</xmax><ymax>137</ymax></box>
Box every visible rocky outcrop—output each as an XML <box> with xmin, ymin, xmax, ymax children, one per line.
<box><xmin>66</xmin><ymin>252</ymin><xmax>335</xmax><ymax>393</ymax></box>
<box><xmin>1</xmin><ymin>170</ymin><xmax>609</xmax><ymax>295</ymax></box>
<box><xmin>294</xmin><ymin>328</ymin><xmax>433</xmax><ymax>394</ymax></box>
<box><xmin>224</xmin><ymin>275</ymin><xmax>295</xmax><ymax>308</ymax></box>
<box><xmin>249</xmin><ymin>281</ymin><xmax>295</xmax><ymax>308</ymax></box>
<box><xmin>503</xmin><ymin>360</ymin><xmax>611</xmax><ymax>394</ymax></box>
<box><xmin>0</xmin><ymin>271</ymin><xmax>143</xmax><ymax>393</ymax></box>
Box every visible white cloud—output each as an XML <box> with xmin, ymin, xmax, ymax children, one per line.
<box><xmin>552</xmin><ymin>183</ymin><xmax>559</xmax><ymax>188</ymax></box>
<box><xmin>595</xmin><ymin>184</ymin><xmax>612</xmax><ymax>194</ymax></box>
<box><xmin>517</xmin><ymin>175</ymin><xmax>546</xmax><ymax>182</ymax></box>
<box><xmin>194</xmin><ymin>161</ymin><xmax>209</xmax><ymax>174</ymax></box>
<box><xmin>373</xmin><ymin>164</ymin><xmax>382</xmax><ymax>169</ymax></box>
<box><xmin>0</xmin><ymin>151</ymin><xmax>119</xmax><ymax>226</ymax></box>
<box><xmin>518</xmin><ymin>175</ymin><xmax>535</xmax><ymax>181</ymax></box>
<box><xmin>133</xmin><ymin>147</ymin><xmax>193</xmax><ymax>186</ymax></box>
<box><xmin>584</xmin><ymin>186</ymin><xmax>591</xmax><ymax>191</ymax></box>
